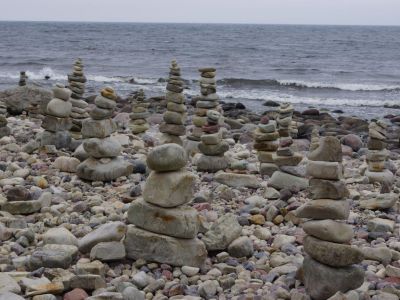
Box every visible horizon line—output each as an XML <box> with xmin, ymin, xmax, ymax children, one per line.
<box><xmin>0</xmin><ymin>19</ymin><xmax>399</xmax><ymax>27</ymax></box>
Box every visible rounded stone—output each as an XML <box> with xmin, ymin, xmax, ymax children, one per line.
<box><xmin>53</xmin><ymin>84</ymin><xmax>72</xmax><ymax>101</ymax></box>
<box><xmin>146</xmin><ymin>144</ymin><xmax>187</xmax><ymax>172</ymax></box>
<box><xmin>47</xmin><ymin>98</ymin><xmax>72</xmax><ymax>118</ymax></box>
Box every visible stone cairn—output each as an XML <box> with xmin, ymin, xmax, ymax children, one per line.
<box><xmin>365</xmin><ymin>120</ymin><xmax>394</xmax><ymax>190</ymax></box>
<box><xmin>40</xmin><ymin>84</ymin><xmax>72</xmax><ymax>149</ymax></box>
<box><xmin>188</xmin><ymin>67</ymin><xmax>220</xmax><ymax>142</ymax></box>
<box><xmin>297</xmin><ymin>136</ymin><xmax>364</xmax><ymax>300</ymax></box>
<box><xmin>269</xmin><ymin>103</ymin><xmax>306</xmax><ymax>190</ymax></box>
<box><xmin>0</xmin><ymin>100</ymin><xmax>10</xmax><ymax>138</ymax></box>
<box><xmin>77</xmin><ymin>87</ymin><xmax>133</xmax><ymax>181</ymax></box>
<box><xmin>129</xmin><ymin>89</ymin><xmax>150</xmax><ymax>134</ymax></box>
<box><xmin>309</xmin><ymin>126</ymin><xmax>320</xmax><ymax>152</ymax></box>
<box><xmin>125</xmin><ymin>143</ymin><xmax>207</xmax><ymax>267</ymax></box>
<box><xmin>196</xmin><ymin>110</ymin><xmax>229</xmax><ymax>172</ymax></box>
<box><xmin>19</xmin><ymin>71</ymin><xmax>27</xmax><ymax>86</ymax></box>
<box><xmin>254</xmin><ymin>116</ymin><xmax>279</xmax><ymax>176</ymax></box>
<box><xmin>160</xmin><ymin>60</ymin><xmax>187</xmax><ymax>145</ymax></box>
<box><xmin>68</xmin><ymin>58</ymin><xmax>89</xmax><ymax>136</ymax></box>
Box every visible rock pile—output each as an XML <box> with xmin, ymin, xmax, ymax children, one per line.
<box><xmin>129</xmin><ymin>89</ymin><xmax>150</xmax><ymax>134</ymax></box>
<box><xmin>19</xmin><ymin>71</ymin><xmax>27</xmax><ymax>86</ymax></box>
<box><xmin>160</xmin><ymin>60</ymin><xmax>187</xmax><ymax>145</ymax></box>
<box><xmin>196</xmin><ymin>110</ymin><xmax>229</xmax><ymax>172</ymax></box>
<box><xmin>188</xmin><ymin>67</ymin><xmax>220</xmax><ymax>142</ymax></box>
<box><xmin>309</xmin><ymin>126</ymin><xmax>320</xmax><ymax>152</ymax></box>
<box><xmin>125</xmin><ymin>143</ymin><xmax>207</xmax><ymax>267</ymax></box>
<box><xmin>40</xmin><ymin>84</ymin><xmax>72</xmax><ymax>149</ymax></box>
<box><xmin>365</xmin><ymin>120</ymin><xmax>394</xmax><ymax>189</ymax></box>
<box><xmin>0</xmin><ymin>100</ymin><xmax>10</xmax><ymax>137</ymax></box>
<box><xmin>297</xmin><ymin>136</ymin><xmax>364</xmax><ymax>300</ymax></box>
<box><xmin>77</xmin><ymin>87</ymin><xmax>133</xmax><ymax>181</ymax></box>
<box><xmin>68</xmin><ymin>58</ymin><xmax>89</xmax><ymax>135</ymax></box>
<box><xmin>269</xmin><ymin>103</ymin><xmax>308</xmax><ymax>191</ymax></box>
<box><xmin>254</xmin><ymin>116</ymin><xmax>279</xmax><ymax>176</ymax></box>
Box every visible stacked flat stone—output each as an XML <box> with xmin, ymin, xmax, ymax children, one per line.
<box><xmin>77</xmin><ymin>87</ymin><xmax>133</xmax><ymax>181</ymax></box>
<box><xmin>269</xmin><ymin>103</ymin><xmax>306</xmax><ymax>190</ymax></box>
<box><xmin>254</xmin><ymin>116</ymin><xmax>279</xmax><ymax>176</ymax></box>
<box><xmin>365</xmin><ymin>120</ymin><xmax>393</xmax><ymax>188</ymax></box>
<box><xmin>19</xmin><ymin>71</ymin><xmax>27</xmax><ymax>86</ymax></box>
<box><xmin>196</xmin><ymin>110</ymin><xmax>229</xmax><ymax>172</ymax></box>
<box><xmin>125</xmin><ymin>144</ymin><xmax>207</xmax><ymax>267</ymax></box>
<box><xmin>129</xmin><ymin>89</ymin><xmax>150</xmax><ymax>134</ymax></box>
<box><xmin>160</xmin><ymin>60</ymin><xmax>187</xmax><ymax>145</ymax></box>
<box><xmin>188</xmin><ymin>67</ymin><xmax>220</xmax><ymax>141</ymax></box>
<box><xmin>309</xmin><ymin>126</ymin><xmax>320</xmax><ymax>152</ymax></box>
<box><xmin>0</xmin><ymin>100</ymin><xmax>10</xmax><ymax>138</ymax></box>
<box><xmin>40</xmin><ymin>84</ymin><xmax>72</xmax><ymax>149</ymax></box>
<box><xmin>297</xmin><ymin>137</ymin><xmax>364</xmax><ymax>300</ymax></box>
<box><xmin>68</xmin><ymin>59</ymin><xmax>89</xmax><ymax>134</ymax></box>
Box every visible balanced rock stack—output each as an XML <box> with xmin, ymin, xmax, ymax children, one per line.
<box><xmin>125</xmin><ymin>144</ymin><xmax>207</xmax><ymax>267</ymax></box>
<box><xmin>254</xmin><ymin>116</ymin><xmax>279</xmax><ymax>176</ymax></box>
<box><xmin>68</xmin><ymin>58</ymin><xmax>89</xmax><ymax>134</ymax></box>
<box><xmin>297</xmin><ymin>137</ymin><xmax>364</xmax><ymax>300</ymax></box>
<box><xmin>269</xmin><ymin>103</ymin><xmax>307</xmax><ymax>190</ymax></box>
<box><xmin>0</xmin><ymin>100</ymin><xmax>10</xmax><ymax>138</ymax></box>
<box><xmin>365</xmin><ymin>120</ymin><xmax>394</xmax><ymax>189</ymax></box>
<box><xmin>77</xmin><ymin>87</ymin><xmax>133</xmax><ymax>181</ymax></box>
<box><xmin>188</xmin><ymin>67</ymin><xmax>220</xmax><ymax>141</ymax></box>
<box><xmin>19</xmin><ymin>71</ymin><xmax>27</xmax><ymax>86</ymax></box>
<box><xmin>309</xmin><ymin>126</ymin><xmax>320</xmax><ymax>152</ymax></box>
<box><xmin>196</xmin><ymin>110</ymin><xmax>229</xmax><ymax>172</ymax></box>
<box><xmin>40</xmin><ymin>84</ymin><xmax>72</xmax><ymax>149</ymax></box>
<box><xmin>129</xmin><ymin>89</ymin><xmax>150</xmax><ymax>134</ymax></box>
<box><xmin>160</xmin><ymin>60</ymin><xmax>187</xmax><ymax>145</ymax></box>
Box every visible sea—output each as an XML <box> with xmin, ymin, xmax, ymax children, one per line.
<box><xmin>0</xmin><ymin>21</ymin><xmax>400</xmax><ymax>118</ymax></box>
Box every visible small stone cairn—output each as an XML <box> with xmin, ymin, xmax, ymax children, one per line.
<box><xmin>77</xmin><ymin>87</ymin><xmax>133</xmax><ymax>181</ymax></box>
<box><xmin>269</xmin><ymin>103</ymin><xmax>307</xmax><ymax>190</ymax></box>
<box><xmin>365</xmin><ymin>120</ymin><xmax>394</xmax><ymax>189</ymax></box>
<box><xmin>297</xmin><ymin>136</ymin><xmax>364</xmax><ymax>300</ymax></box>
<box><xmin>129</xmin><ymin>89</ymin><xmax>150</xmax><ymax>134</ymax></box>
<box><xmin>68</xmin><ymin>58</ymin><xmax>89</xmax><ymax>136</ymax></box>
<box><xmin>125</xmin><ymin>143</ymin><xmax>207</xmax><ymax>267</ymax></box>
<box><xmin>0</xmin><ymin>100</ymin><xmax>10</xmax><ymax>138</ymax></box>
<box><xmin>160</xmin><ymin>60</ymin><xmax>187</xmax><ymax>145</ymax></box>
<box><xmin>188</xmin><ymin>67</ymin><xmax>220</xmax><ymax>142</ymax></box>
<box><xmin>19</xmin><ymin>71</ymin><xmax>27</xmax><ymax>86</ymax></box>
<box><xmin>196</xmin><ymin>110</ymin><xmax>229</xmax><ymax>172</ymax></box>
<box><xmin>309</xmin><ymin>126</ymin><xmax>320</xmax><ymax>152</ymax></box>
<box><xmin>40</xmin><ymin>84</ymin><xmax>72</xmax><ymax>149</ymax></box>
<box><xmin>254</xmin><ymin>116</ymin><xmax>279</xmax><ymax>176</ymax></box>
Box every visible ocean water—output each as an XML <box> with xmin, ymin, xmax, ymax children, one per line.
<box><xmin>0</xmin><ymin>21</ymin><xmax>399</xmax><ymax>117</ymax></box>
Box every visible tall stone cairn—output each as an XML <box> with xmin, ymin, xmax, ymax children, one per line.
<box><xmin>160</xmin><ymin>60</ymin><xmax>187</xmax><ymax>145</ymax></box>
<box><xmin>129</xmin><ymin>89</ymin><xmax>150</xmax><ymax>134</ymax></box>
<box><xmin>297</xmin><ymin>136</ymin><xmax>364</xmax><ymax>300</ymax></box>
<box><xmin>188</xmin><ymin>67</ymin><xmax>220</xmax><ymax>141</ymax></box>
<box><xmin>254</xmin><ymin>116</ymin><xmax>279</xmax><ymax>176</ymax></box>
<box><xmin>196</xmin><ymin>110</ymin><xmax>229</xmax><ymax>172</ymax></box>
<box><xmin>40</xmin><ymin>84</ymin><xmax>72</xmax><ymax>149</ymax></box>
<box><xmin>0</xmin><ymin>100</ymin><xmax>10</xmax><ymax>138</ymax></box>
<box><xmin>19</xmin><ymin>71</ymin><xmax>27</xmax><ymax>86</ymax></box>
<box><xmin>125</xmin><ymin>143</ymin><xmax>207</xmax><ymax>267</ymax></box>
<box><xmin>77</xmin><ymin>87</ymin><xmax>133</xmax><ymax>181</ymax></box>
<box><xmin>365</xmin><ymin>120</ymin><xmax>393</xmax><ymax>189</ymax></box>
<box><xmin>68</xmin><ymin>59</ymin><xmax>89</xmax><ymax>135</ymax></box>
<box><xmin>269</xmin><ymin>103</ymin><xmax>307</xmax><ymax>190</ymax></box>
<box><xmin>309</xmin><ymin>126</ymin><xmax>320</xmax><ymax>152</ymax></box>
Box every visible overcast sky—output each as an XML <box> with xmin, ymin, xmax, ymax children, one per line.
<box><xmin>1</xmin><ymin>0</ymin><xmax>400</xmax><ymax>25</ymax></box>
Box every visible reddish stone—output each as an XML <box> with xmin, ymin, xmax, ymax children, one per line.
<box><xmin>162</xmin><ymin>270</ymin><xmax>173</xmax><ymax>280</ymax></box>
<box><xmin>194</xmin><ymin>203</ymin><xmax>211</xmax><ymax>211</ymax></box>
<box><xmin>260</xmin><ymin>116</ymin><xmax>269</xmax><ymax>124</ymax></box>
<box><xmin>202</xmin><ymin>124</ymin><xmax>220</xmax><ymax>134</ymax></box>
<box><xmin>64</xmin><ymin>288</ymin><xmax>89</xmax><ymax>300</ymax></box>
<box><xmin>279</xmin><ymin>139</ymin><xmax>293</xmax><ymax>147</ymax></box>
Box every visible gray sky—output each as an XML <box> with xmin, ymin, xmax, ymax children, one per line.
<box><xmin>1</xmin><ymin>0</ymin><xmax>400</xmax><ymax>25</ymax></box>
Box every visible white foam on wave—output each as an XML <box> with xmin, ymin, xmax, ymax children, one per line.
<box><xmin>86</xmin><ymin>75</ymin><xmax>124</xmax><ymax>82</ymax></box>
<box><xmin>278</xmin><ymin>79</ymin><xmax>400</xmax><ymax>92</ymax></box>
